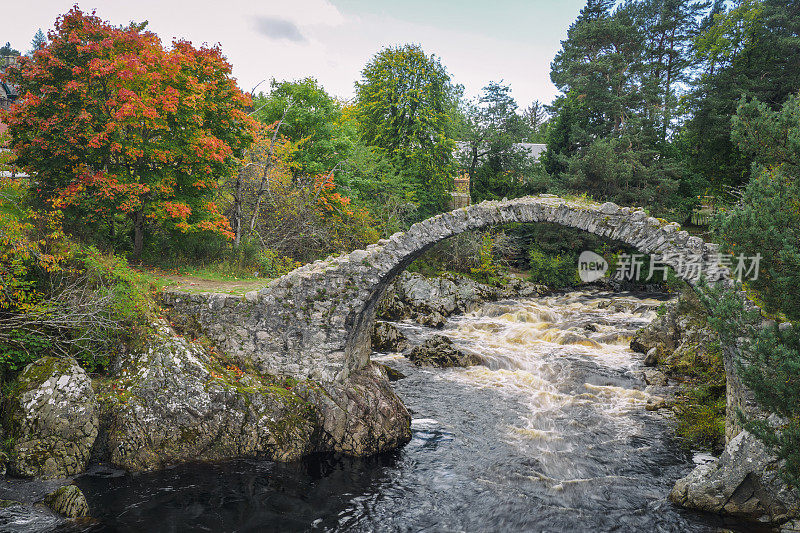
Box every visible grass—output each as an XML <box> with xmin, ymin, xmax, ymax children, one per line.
<box><xmin>134</xmin><ymin>264</ymin><xmax>274</xmax><ymax>296</ymax></box>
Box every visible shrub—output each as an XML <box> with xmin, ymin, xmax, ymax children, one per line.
<box><xmin>528</xmin><ymin>246</ymin><xmax>577</xmax><ymax>289</ymax></box>
<box><xmin>470</xmin><ymin>235</ymin><xmax>504</xmax><ymax>286</ymax></box>
<box><xmin>0</xmin><ymin>185</ymin><xmax>154</xmax><ymax>376</ymax></box>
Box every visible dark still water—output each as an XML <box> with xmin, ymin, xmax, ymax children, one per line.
<box><xmin>5</xmin><ymin>291</ymin><xmax>754</xmax><ymax>532</ymax></box>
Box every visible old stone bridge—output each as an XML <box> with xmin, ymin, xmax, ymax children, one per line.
<box><xmin>164</xmin><ymin>194</ymin><xmax>732</xmax><ymax>383</ymax></box>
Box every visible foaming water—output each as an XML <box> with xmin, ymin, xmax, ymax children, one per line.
<box><xmin>5</xmin><ymin>290</ymin><xmax>758</xmax><ymax>532</ymax></box>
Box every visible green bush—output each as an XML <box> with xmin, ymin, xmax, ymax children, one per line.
<box><xmin>528</xmin><ymin>246</ymin><xmax>577</xmax><ymax>289</ymax></box>
<box><xmin>255</xmin><ymin>250</ymin><xmax>302</xmax><ymax>279</ymax></box>
<box><xmin>674</xmin><ymin>389</ymin><xmax>727</xmax><ymax>452</ymax></box>
<box><xmin>470</xmin><ymin>235</ymin><xmax>504</xmax><ymax>286</ymax></box>
<box><xmin>0</xmin><ymin>331</ymin><xmax>51</xmax><ymax>383</ymax></box>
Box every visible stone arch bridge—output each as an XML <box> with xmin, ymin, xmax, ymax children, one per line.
<box><xmin>164</xmin><ymin>195</ymin><xmax>732</xmax><ymax>383</ymax></box>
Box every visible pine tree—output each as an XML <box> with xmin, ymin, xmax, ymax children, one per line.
<box><xmin>29</xmin><ymin>29</ymin><xmax>46</xmax><ymax>54</ymax></box>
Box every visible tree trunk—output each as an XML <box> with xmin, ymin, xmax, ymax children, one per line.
<box><xmin>469</xmin><ymin>144</ymin><xmax>479</xmax><ymax>199</ymax></box>
<box><xmin>133</xmin><ymin>210</ymin><xmax>144</xmax><ymax>262</ymax></box>
<box><xmin>233</xmin><ymin>170</ymin><xmax>243</xmax><ymax>247</ymax></box>
<box><xmin>662</xmin><ymin>28</ymin><xmax>677</xmax><ymax>143</ymax></box>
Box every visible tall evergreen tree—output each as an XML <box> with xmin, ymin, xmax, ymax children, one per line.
<box><xmin>29</xmin><ymin>29</ymin><xmax>46</xmax><ymax>54</ymax></box>
<box><xmin>683</xmin><ymin>0</ymin><xmax>800</xmax><ymax>191</ymax></box>
<box><xmin>459</xmin><ymin>81</ymin><xmax>533</xmax><ymax>201</ymax></box>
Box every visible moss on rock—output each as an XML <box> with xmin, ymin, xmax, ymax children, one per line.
<box><xmin>2</xmin><ymin>357</ymin><xmax>99</xmax><ymax>479</ymax></box>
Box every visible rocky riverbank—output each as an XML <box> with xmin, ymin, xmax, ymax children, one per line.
<box><xmin>0</xmin><ymin>271</ymin><xmax>534</xmax><ymax>521</ymax></box>
<box><xmin>377</xmin><ymin>271</ymin><xmax>548</xmax><ymax>328</ymax></box>
<box><xmin>630</xmin><ymin>289</ymin><xmax>800</xmax><ymax>530</ymax></box>
<box><xmin>0</xmin><ymin>319</ymin><xmax>411</xmax><ymax>521</ymax></box>
<box><xmin>373</xmin><ymin>271</ymin><xmax>547</xmax><ymax>368</ymax></box>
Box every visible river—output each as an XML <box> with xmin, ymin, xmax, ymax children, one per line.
<box><xmin>2</xmin><ymin>290</ymin><xmax>756</xmax><ymax>532</ymax></box>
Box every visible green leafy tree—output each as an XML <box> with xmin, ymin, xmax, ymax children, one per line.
<box><xmin>252</xmin><ymin>78</ymin><xmax>352</xmax><ymax>177</ymax></box>
<box><xmin>627</xmin><ymin>0</ymin><xmax>708</xmax><ymax>141</ymax></box>
<box><xmin>522</xmin><ymin>100</ymin><xmax>548</xmax><ymax>142</ymax></box>
<box><xmin>544</xmin><ymin>0</ymin><xmax>703</xmax><ymax>216</ymax></box>
<box><xmin>355</xmin><ymin>44</ymin><xmax>461</xmax><ymax>217</ymax></box>
<box><xmin>459</xmin><ymin>81</ymin><xmax>536</xmax><ymax>202</ymax></box>
<box><xmin>551</xmin><ymin>0</ymin><xmax>646</xmax><ymax>137</ymax></box>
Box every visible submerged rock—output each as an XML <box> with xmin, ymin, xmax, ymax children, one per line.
<box><xmin>2</xmin><ymin>357</ymin><xmax>98</xmax><ymax>478</ymax></box>
<box><xmin>43</xmin><ymin>485</ymin><xmax>89</xmax><ymax>518</ymax></box>
<box><xmin>375</xmin><ymin>362</ymin><xmax>406</xmax><ymax>381</ymax></box>
<box><xmin>372</xmin><ymin>321</ymin><xmax>409</xmax><ymax>352</ymax></box>
<box><xmin>407</xmin><ymin>335</ymin><xmax>482</xmax><ymax>368</ymax></box>
<box><xmin>669</xmin><ymin>430</ymin><xmax>799</xmax><ymax>526</ymax></box>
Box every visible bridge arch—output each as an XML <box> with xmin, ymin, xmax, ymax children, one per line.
<box><xmin>164</xmin><ymin>195</ymin><xmax>733</xmax><ymax>382</ymax></box>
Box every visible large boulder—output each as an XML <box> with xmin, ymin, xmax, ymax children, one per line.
<box><xmin>407</xmin><ymin>335</ymin><xmax>482</xmax><ymax>368</ymax></box>
<box><xmin>2</xmin><ymin>357</ymin><xmax>98</xmax><ymax>478</ymax></box>
<box><xmin>669</xmin><ymin>430</ymin><xmax>799</xmax><ymax>526</ymax></box>
<box><xmin>371</xmin><ymin>321</ymin><xmax>408</xmax><ymax>352</ymax></box>
<box><xmin>97</xmin><ymin>321</ymin><xmax>319</xmax><ymax>471</ymax></box>
<box><xmin>96</xmin><ymin>320</ymin><xmax>410</xmax><ymax>471</ymax></box>
<box><xmin>306</xmin><ymin>364</ymin><xmax>411</xmax><ymax>456</ymax></box>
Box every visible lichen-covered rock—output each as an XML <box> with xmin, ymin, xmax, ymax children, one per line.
<box><xmin>377</xmin><ymin>273</ymin><xmax>549</xmax><ymax>329</ymax></box>
<box><xmin>3</xmin><ymin>357</ymin><xmax>98</xmax><ymax>479</ymax></box>
<box><xmin>43</xmin><ymin>485</ymin><xmax>89</xmax><ymax>518</ymax></box>
<box><xmin>371</xmin><ymin>321</ymin><xmax>408</xmax><ymax>352</ymax></box>
<box><xmin>96</xmin><ymin>321</ymin><xmax>410</xmax><ymax>471</ymax></box>
<box><xmin>305</xmin><ymin>364</ymin><xmax>411</xmax><ymax>456</ymax></box>
<box><xmin>669</xmin><ymin>430</ymin><xmax>800</xmax><ymax>526</ymax></box>
<box><xmin>97</xmin><ymin>321</ymin><xmax>318</xmax><ymax>471</ymax></box>
<box><xmin>378</xmin><ymin>272</ymin><xmax>528</xmax><ymax>327</ymax></box>
<box><xmin>407</xmin><ymin>335</ymin><xmax>482</xmax><ymax>368</ymax></box>
<box><xmin>631</xmin><ymin>289</ymin><xmax>760</xmax><ymax>442</ymax></box>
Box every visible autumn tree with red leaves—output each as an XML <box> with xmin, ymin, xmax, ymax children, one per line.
<box><xmin>4</xmin><ymin>7</ymin><xmax>256</xmax><ymax>260</ymax></box>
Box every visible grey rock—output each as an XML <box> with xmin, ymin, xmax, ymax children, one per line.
<box><xmin>782</xmin><ymin>519</ymin><xmax>800</xmax><ymax>532</ymax></box>
<box><xmin>371</xmin><ymin>321</ymin><xmax>408</xmax><ymax>352</ymax></box>
<box><xmin>645</xmin><ymin>396</ymin><xmax>667</xmax><ymax>411</ymax></box>
<box><xmin>644</xmin><ymin>347</ymin><xmax>659</xmax><ymax>367</ymax></box>
<box><xmin>96</xmin><ymin>320</ymin><xmax>410</xmax><ymax>471</ymax></box>
<box><xmin>642</xmin><ymin>368</ymin><xmax>669</xmax><ymax>387</ymax></box>
<box><xmin>669</xmin><ymin>431</ymin><xmax>799</xmax><ymax>525</ymax></box>
<box><xmin>407</xmin><ymin>335</ymin><xmax>482</xmax><ymax>368</ymax></box>
<box><xmin>305</xmin><ymin>364</ymin><xmax>411</xmax><ymax>456</ymax></box>
<box><xmin>2</xmin><ymin>357</ymin><xmax>98</xmax><ymax>479</ymax></box>
<box><xmin>43</xmin><ymin>485</ymin><xmax>89</xmax><ymax>518</ymax></box>
<box><xmin>375</xmin><ymin>363</ymin><xmax>405</xmax><ymax>381</ymax></box>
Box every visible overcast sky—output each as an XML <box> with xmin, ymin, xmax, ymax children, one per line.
<box><xmin>2</xmin><ymin>0</ymin><xmax>585</xmax><ymax>106</ymax></box>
